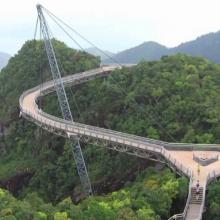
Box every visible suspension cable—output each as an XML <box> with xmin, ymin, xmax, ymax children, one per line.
<box><xmin>42</xmin><ymin>6</ymin><xmax>122</xmax><ymax>66</ymax></box>
<box><xmin>33</xmin><ymin>17</ymin><xmax>44</xmax><ymax>141</ymax></box>
<box><xmin>44</xmin><ymin>12</ymin><xmax>85</xmax><ymax>51</ymax></box>
<box><xmin>108</xmin><ymin>73</ymin><xmax>177</xmax><ymax>141</ymax></box>
<box><xmin>38</xmin><ymin>6</ymin><xmax>177</xmax><ymax>142</ymax></box>
<box><xmin>34</xmin><ymin>16</ymin><xmax>39</xmax><ymax>40</ymax></box>
<box><xmin>69</xmin><ymin>87</ymin><xmax>83</xmax><ymax>120</ymax></box>
<box><xmin>46</xmin><ymin>24</ymin><xmax>82</xmax><ymax>119</ymax></box>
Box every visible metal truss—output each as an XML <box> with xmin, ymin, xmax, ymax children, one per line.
<box><xmin>36</xmin><ymin>4</ymin><xmax>92</xmax><ymax>196</ymax></box>
<box><xmin>23</xmin><ymin>108</ymin><xmax>188</xmax><ymax>179</ymax></box>
<box><xmin>77</xmin><ymin>135</ymin><xmax>166</xmax><ymax>164</ymax></box>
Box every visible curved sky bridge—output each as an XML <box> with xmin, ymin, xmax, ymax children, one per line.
<box><xmin>20</xmin><ymin>66</ymin><xmax>220</xmax><ymax>220</ymax></box>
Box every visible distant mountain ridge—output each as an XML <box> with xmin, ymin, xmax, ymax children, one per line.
<box><xmin>85</xmin><ymin>47</ymin><xmax>115</xmax><ymax>61</ymax></box>
<box><xmin>108</xmin><ymin>41</ymin><xmax>169</xmax><ymax>64</ymax></box>
<box><xmin>0</xmin><ymin>52</ymin><xmax>11</xmax><ymax>70</ymax></box>
<box><xmin>171</xmin><ymin>32</ymin><xmax>220</xmax><ymax>63</ymax></box>
<box><xmin>103</xmin><ymin>31</ymin><xmax>220</xmax><ymax>64</ymax></box>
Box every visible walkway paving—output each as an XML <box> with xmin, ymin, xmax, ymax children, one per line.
<box><xmin>185</xmin><ymin>204</ymin><xmax>201</xmax><ymax>220</ymax></box>
<box><xmin>19</xmin><ymin>67</ymin><xmax>220</xmax><ymax>220</ymax></box>
<box><xmin>168</xmin><ymin>150</ymin><xmax>220</xmax><ymax>219</ymax></box>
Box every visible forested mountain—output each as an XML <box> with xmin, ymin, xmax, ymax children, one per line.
<box><xmin>1</xmin><ymin>39</ymin><xmax>220</xmax><ymax>219</ymax></box>
<box><xmin>104</xmin><ymin>41</ymin><xmax>168</xmax><ymax>64</ymax></box>
<box><xmin>171</xmin><ymin>31</ymin><xmax>220</xmax><ymax>63</ymax></box>
<box><xmin>0</xmin><ymin>52</ymin><xmax>10</xmax><ymax>70</ymax></box>
<box><xmin>103</xmin><ymin>31</ymin><xmax>220</xmax><ymax>64</ymax></box>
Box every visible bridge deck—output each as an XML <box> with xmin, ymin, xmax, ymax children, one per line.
<box><xmin>19</xmin><ymin>66</ymin><xmax>220</xmax><ymax>220</ymax></box>
<box><xmin>168</xmin><ymin>151</ymin><xmax>220</xmax><ymax>220</ymax></box>
<box><xmin>185</xmin><ymin>204</ymin><xmax>201</xmax><ymax>220</ymax></box>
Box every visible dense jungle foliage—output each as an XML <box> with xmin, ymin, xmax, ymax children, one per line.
<box><xmin>1</xmin><ymin>39</ymin><xmax>220</xmax><ymax>219</ymax></box>
<box><xmin>0</xmin><ymin>169</ymin><xmax>187</xmax><ymax>220</ymax></box>
<box><xmin>68</xmin><ymin>54</ymin><xmax>220</xmax><ymax>143</ymax></box>
<box><xmin>205</xmin><ymin>180</ymin><xmax>220</xmax><ymax>220</ymax></box>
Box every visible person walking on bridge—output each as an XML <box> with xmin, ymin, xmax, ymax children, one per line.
<box><xmin>196</xmin><ymin>186</ymin><xmax>200</xmax><ymax>200</ymax></box>
<box><xmin>197</xmin><ymin>163</ymin><xmax>200</xmax><ymax>176</ymax></box>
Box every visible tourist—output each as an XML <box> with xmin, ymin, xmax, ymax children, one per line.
<box><xmin>196</xmin><ymin>187</ymin><xmax>200</xmax><ymax>200</ymax></box>
<box><xmin>197</xmin><ymin>163</ymin><xmax>200</xmax><ymax>175</ymax></box>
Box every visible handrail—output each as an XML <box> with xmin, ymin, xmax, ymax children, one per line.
<box><xmin>22</xmin><ymin>107</ymin><xmax>164</xmax><ymax>153</ymax></box>
<box><xmin>197</xmin><ymin>176</ymin><xmax>208</xmax><ymax>220</ymax></box>
<box><xmin>196</xmin><ymin>168</ymin><xmax>220</xmax><ymax>220</ymax></box>
<box><xmin>19</xmin><ymin>67</ymin><xmax>220</xmax><ymax>150</ymax></box>
<box><xmin>162</xmin><ymin>149</ymin><xmax>191</xmax><ymax>177</ymax></box>
<box><xmin>20</xmin><ymin>94</ymin><xmax>192</xmax><ymax>177</ymax></box>
<box><xmin>207</xmin><ymin>168</ymin><xmax>220</xmax><ymax>184</ymax></box>
<box><xmin>168</xmin><ymin>173</ymin><xmax>193</xmax><ymax>220</ymax></box>
<box><xmin>18</xmin><ymin>60</ymin><xmax>220</xmax><ymax>220</ymax></box>
<box><xmin>183</xmin><ymin>173</ymin><xmax>193</xmax><ymax>216</ymax></box>
<box><xmin>165</xmin><ymin>142</ymin><xmax>220</xmax><ymax>149</ymax></box>
<box><xmin>20</xmin><ymin>66</ymin><xmax>206</xmax><ymax>220</ymax></box>
<box><xmin>18</xmin><ymin>66</ymin><xmax>208</xmax><ymax>181</ymax></box>
<box><xmin>21</xmin><ymin>108</ymin><xmax>192</xmax><ymax>178</ymax></box>
<box><xmin>40</xmin><ymin>110</ymin><xmax>167</xmax><ymax>147</ymax></box>
<box><xmin>20</xmin><ymin>66</ymin><xmax>220</xmax><ymax>181</ymax></box>
<box><xmin>19</xmin><ymin>70</ymin><xmax>169</xmax><ymax>149</ymax></box>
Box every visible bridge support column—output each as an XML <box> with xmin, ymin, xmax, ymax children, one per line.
<box><xmin>70</xmin><ymin>139</ymin><xmax>93</xmax><ymax>196</ymax></box>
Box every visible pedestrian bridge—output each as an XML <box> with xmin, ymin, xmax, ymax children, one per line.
<box><xmin>19</xmin><ymin>66</ymin><xmax>220</xmax><ymax>220</ymax></box>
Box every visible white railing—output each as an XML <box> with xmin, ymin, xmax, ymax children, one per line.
<box><xmin>20</xmin><ymin>79</ymin><xmax>193</xmax><ymax>178</ymax></box>
<box><xmin>196</xmin><ymin>167</ymin><xmax>220</xmax><ymax>220</ymax></box>
<box><xmin>168</xmin><ymin>174</ymin><xmax>193</xmax><ymax>220</ymax></box>
<box><xmin>207</xmin><ymin>168</ymin><xmax>220</xmax><ymax>184</ymax></box>
<box><xmin>198</xmin><ymin>183</ymin><xmax>206</xmax><ymax>220</ymax></box>
<box><xmin>162</xmin><ymin>148</ymin><xmax>191</xmax><ymax>177</ymax></box>
<box><xmin>21</xmin><ymin>107</ymin><xmax>164</xmax><ymax>153</ymax></box>
<box><xmin>20</xmin><ymin>66</ymin><xmax>220</xmax><ymax>181</ymax></box>
<box><xmin>21</xmin><ymin>67</ymin><xmax>219</xmax><ymax>220</ymax></box>
<box><xmin>165</xmin><ymin>142</ymin><xmax>220</xmax><ymax>149</ymax></box>
<box><xmin>19</xmin><ymin>65</ymin><xmax>203</xmax><ymax>181</ymax></box>
<box><xmin>19</xmin><ymin>65</ymin><xmax>220</xmax><ymax>220</ymax></box>
<box><xmin>21</xmin><ymin>91</ymin><xmax>194</xmax><ymax>176</ymax></box>
<box><xmin>19</xmin><ymin>67</ymin><xmax>220</xmax><ymax>151</ymax></box>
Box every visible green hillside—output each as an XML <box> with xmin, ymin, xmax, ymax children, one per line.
<box><xmin>103</xmin><ymin>42</ymin><xmax>168</xmax><ymax>64</ymax></box>
<box><xmin>0</xmin><ymin>168</ymin><xmax>188</xmax><ymax>220</ymax></box>
<box><xmin>103</xmin><ymin>31</ymin><xmax>220</xmax><ymax>64</ymax></box>
<box><xmin>0</xmin><ymin>52</ymin><xmax>10</xmax><ymax>70</ymax></box>
<box><xmin>1</xmin><ymin>40</ymin><xmax>220</xmax><ymax>219</ymax></box>
<box><xmin>76</xmin><ymin>54</ymin><xmax>220</xmax><ymax>144</ymax></box>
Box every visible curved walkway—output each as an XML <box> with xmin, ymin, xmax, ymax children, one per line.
<box><xmin>19</xmin><ymin>66</ymin><xmax>220</xmax><ymax>220</ymax></box>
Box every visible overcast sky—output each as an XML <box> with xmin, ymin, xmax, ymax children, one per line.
<box><xmin>1</xmin><ymin>0</ymin><xmax>220</xmax><ymax>55</ymax></box>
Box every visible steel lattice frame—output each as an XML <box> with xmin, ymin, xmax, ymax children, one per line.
<box><xmin>36</xmin><ymin>4</ymin><xmax>92</xmax><ymax>196</ymax></box>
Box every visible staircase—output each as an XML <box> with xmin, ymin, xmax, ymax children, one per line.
<box><xmin>185</xmin><ymin>187</ymin><xmax>204</xmax><ymax>220</ymax></box>
<box><xmin>190</xmin><ymin>187</ymin><xmax>203</xmax><ymax>204</ymax></box>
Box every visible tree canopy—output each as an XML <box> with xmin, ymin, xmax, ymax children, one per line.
<box><xmin>0</xmin><ymin>168</ymin><xmax>187</xmax><ymax>220</ymax></box>
<box><xmin>0</xmin><ymin>39</ymin><xmax>220</xmax><ymax>219</ymax></box>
